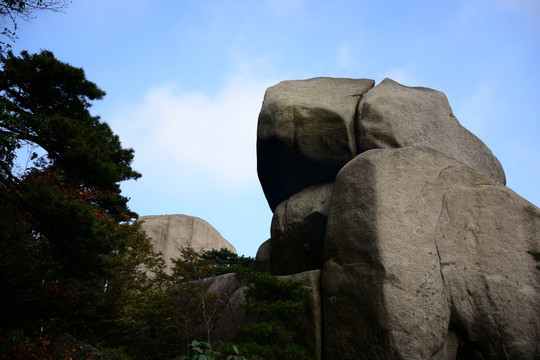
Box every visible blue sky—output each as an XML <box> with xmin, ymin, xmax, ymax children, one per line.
<box><xmin>12</xmin><ymin>0</ymin><xmax>540</xmax><ymax>256</ymax></box>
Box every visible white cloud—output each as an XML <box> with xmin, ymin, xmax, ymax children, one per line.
<box><xmin>111</xmin><ymin>76</ymin><xmax>274</xmax><ymax>191</ymax></box>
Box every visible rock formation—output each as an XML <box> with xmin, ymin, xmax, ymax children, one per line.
<box><xmin>255</xmin><ymin>78</ymin><xmax>540</xmax><ymax>359</ymax></box>
<box><xmin>322</xmin><ymin>147</ymin><xmax>539</xmax><ymax>359</ymax></box>
<box><xmin>270</xmin><ymin>183</ymin><xmax>333</xmax><ymax>275</ymax></box>
<box><xmin>139</xmin><ymin>214</ymin><xmax>236</xmax><ymax>272</ymax></box>
<box><xmin>199</xmin><ymin>273</ymin><xmax>247</xmax><ymax>343</ymax></box>
<box><xmin>257</xmin><ymin>77</ymin><xmax>375</xmax><ymax>210</ymax></box>
<box><xmin>356</xmin><ymin>78</ymin><xmax>505</xmax><ymax>184</ymax></box>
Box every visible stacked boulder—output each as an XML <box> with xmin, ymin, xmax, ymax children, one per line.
<box><xmin>256</xmin><ymin>78</ymin><xmax>539</xmax><ymax>359</ymax></box>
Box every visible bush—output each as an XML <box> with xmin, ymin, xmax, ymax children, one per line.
<box><xmin>181</xmin><ymin>340</ymin><xmax>247</xmax><ymax>360</ymax></box>
<box><xmin>235</xmin><ymin>269</ymin><xmax>312</xmax><ymax>360</ymax></box>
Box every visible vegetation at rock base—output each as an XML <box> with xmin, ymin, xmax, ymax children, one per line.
<box><xmin>181</xmin><ymin>340</ymin><xmax>247</xmax><ymax>360</ymax></box>
<box><xmin>172</xmin><ymin>258</ymin><xmax>312</xmax><ymax>360</ymax></box>
<box><xmin>235</xmin><ymin>269</ymin><xmax>312</xmax><ymax>360</ymax></box>
<box><xmin>200</xmin><ymin>247</ymin><xmax>256</xmax><ymax>276</ymax></box>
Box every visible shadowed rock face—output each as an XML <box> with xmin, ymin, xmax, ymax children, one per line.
<box><xmin>201</xmin><ymin>273</ymin><xmax>247</xmax><ymax>343</ymax></box>
<box><xmin>270</xmin><ymin>183</ymin><xmax>333</xmax><ymax>275</ymax></box>
<box><xmin>254</xmin><ymin>77</ymin><xmax>539</xmax><ymax>359</ymax></box>
<box><xmin>257</xmin><ymin>77</ymin><xmax>375</xmax><ymax>211</ymax></box>
<box><xmin>139</xmin><ymin>214</ymin><xmax>236</xmax><ymax>272</ymax></box>
<box><xmin>257</xmin><ymin>77</ymin><xmax>505</xmax><ymax>214</ymax></box>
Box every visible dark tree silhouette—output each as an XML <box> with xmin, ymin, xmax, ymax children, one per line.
<box><xmin>0</xmin><ymin>50</ymin><xmax>140</xmax><ymax>331</ymax></box>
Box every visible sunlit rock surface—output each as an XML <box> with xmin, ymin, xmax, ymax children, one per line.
<box><xmin>140</xmin><ymin>214</ymin><xmax>236</xmax><ymax>273</ymax></box>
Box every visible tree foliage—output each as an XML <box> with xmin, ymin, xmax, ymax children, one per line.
<box><xmin>236</xmin><ymin>269</ymin><xmax>312</xmax><ymax>360</ymax></box>
<box><xmin>200</xmin><ymin>248</ymin><xmax>255</xmax><ymax>276</ymax></box>
<box><xmin>0</xmin><ymin>50</ymin><xmax>141</xmax><ymax>334</ymax></box>
<box><xmin>0</xmin><ymin>50</ymin><xmax>140</xmax><ymax>194</ymax></box>
<box><xmin>0</xmin><ymin>221</ymin><xmax>166</xmax><ymax>360</ymax></box>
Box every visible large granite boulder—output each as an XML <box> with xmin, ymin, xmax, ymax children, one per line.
<box><xmin>257</xmin><ymin>77</ymin><xmax>375</xmax><ymax>210</ymax></box>
<box><xmin>252</xmin><ymin>77</ymin><xmax>537</xmax><ymax>359</ymax></box>
<box><xmin>322</xmin><ymin>147</ymin><xmax>540</xmax><ymax>359</ymax></box>
<box><xmin>257</xmin><ymin>77</ymin><xmax>506</xmax><ymax>212</ymax></box>
<box><xmin>356</xmin><ymin>78</ymin><xmax>506</xmax><ymax>185</ymax></box>
<box><xmin>139</xmin><ymin>214</ymin><xmax>236</xmax><ymax>272</ymax></box>
<box><xmin>270</xmin><ymin>183</ymin><xmax>333</xmax><ymax>275</ymax></box>
<box><xmin>255</xmin><ymin>238</ymin><xmax>272</xmax><ymax>273</ymax></box>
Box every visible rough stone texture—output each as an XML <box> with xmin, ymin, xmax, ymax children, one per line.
<box><xmin>356</xmin><ymin>78</ymin><xmax>506</xmax><ymax>185</ymax></box>
<box><xmin>254</xmin><ymin>77</ymin><xmax>538</xmax><ymax>360</ymax></box>
<box><xmin>139</xmin><ymin>214</ymin><xmax>236</xmax><ymax>272</ymax></box>
<box><xmin>178</xmin><ymin>273</ymin><xmax>247</xmax><ymax>344</ymax></box>
<box><xmin>202</xmin><ymin>273</ymin><xmax>247</xmax><ymax>343</ymax></box>
<box><xmin>322</xmin><ymin>147</ymin><xmax>540</xmax><ymax>360</ymax></box>
<box><xmin>279</xmin><ymin>270</ymin><xmax>323</xmax><ymax>360</ymax></box>
<box><xmin>270</xmin><ymin>183</ymin><xmax>333</xmax><ymax>275</ymax></box>
<box><xmin>257</xmin><ymin>77</ymin><xmax>375</xmax><ymax>210</ymax></box>
<box><xmin>255</xmin><ymin>238</ymin><xmax>272</xmax><ymax>273</ymax></box>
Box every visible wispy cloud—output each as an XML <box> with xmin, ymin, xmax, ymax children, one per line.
<box><xmin>111</xmin><ymin>76</ymin><xmax>274</xmax><ymax>191</ymax></box>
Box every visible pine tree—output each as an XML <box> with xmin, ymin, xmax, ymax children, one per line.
<box><xmin>0</xmin><ymin>50</ymin><xmax>141</xmax><ymax>331</ymax></box>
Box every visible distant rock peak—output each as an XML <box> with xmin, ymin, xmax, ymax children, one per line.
<box><xmin>139</xmin><ymin>214</ymin><xmax>236</xmax><ymax>273</ymax></box>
